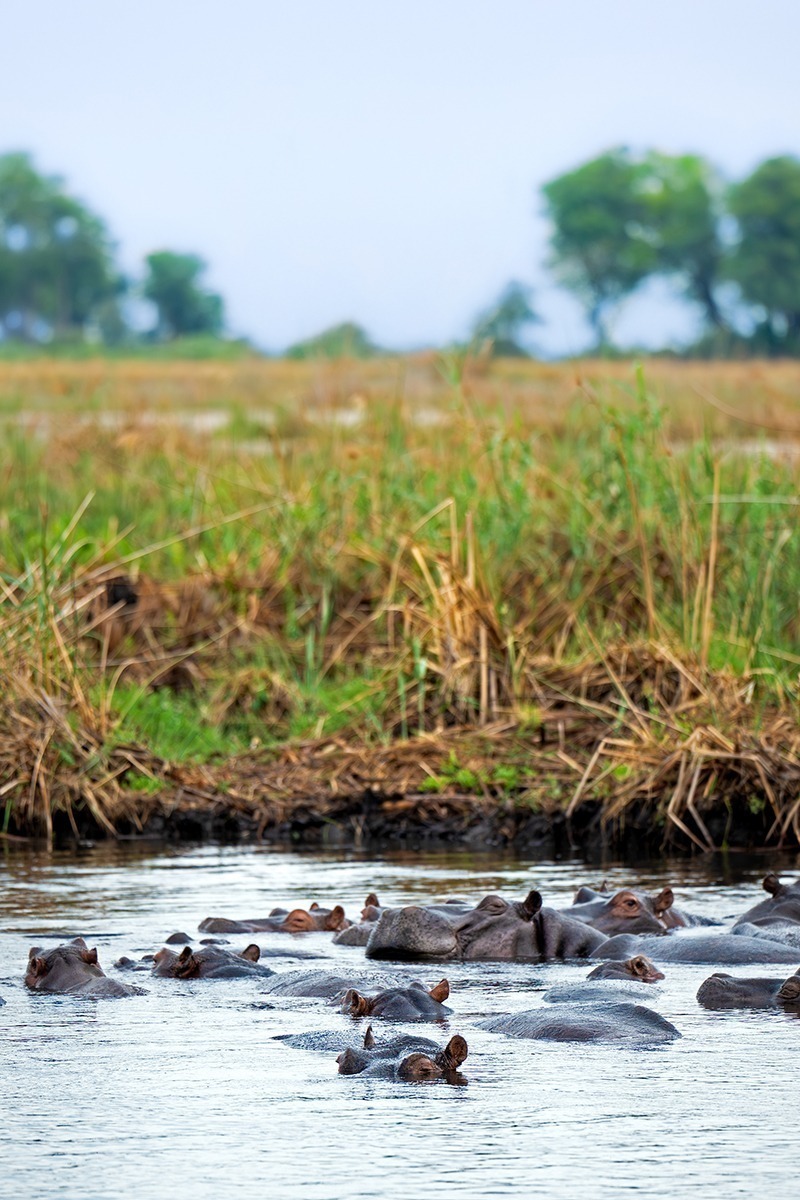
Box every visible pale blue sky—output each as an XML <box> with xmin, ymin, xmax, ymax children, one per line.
<box><xmin>4</xmin><ymin>2</ymin><xmax>799</xmax><ymax>353</ymax></box>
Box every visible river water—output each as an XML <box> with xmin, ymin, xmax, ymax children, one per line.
<box><xmin>1</xmin><ymin>843</ymin><xmax>799</xmax><ymax>1200</ymax></box>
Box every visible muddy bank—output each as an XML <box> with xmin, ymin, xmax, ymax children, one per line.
<box><xmin>28</xmin><ymin>725</ymin><xmax>789</xmax><ymax>858</ymax></box>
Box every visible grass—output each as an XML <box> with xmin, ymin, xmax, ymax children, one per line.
<box><xmin>2</xmin><ymin>354</ymin><xmax>800</xmax><ymax>847</ymax></box>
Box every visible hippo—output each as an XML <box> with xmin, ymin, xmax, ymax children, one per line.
<box><xmin>333</xmin><ymin>894</ymin><xmax>383</xmax><ymax>946</ymax></box>
<box><xmin>199</xmin><ymin>903</ymin><xmax>351</xmax><ymax>935</ymax></box>
<box><xmin>565</xmin><ymin>888</ymin><xmax>674</xmax><ymax>935</ymax></box>
<box><xmin>262</xmin><ymin>969</ymin><xmax>400</xmax><ymax>999</ymax></box>
<box><xmin>696</xmin><ymin>969</ymin><xmax>800</xmax><ymax>1010</ymax></box>
<box><xmin>151</xmin><ymin>944</ymin><xmax>276</xmax><ymax>979</ymax></box>
<box><xmin>165</xmin><ymin>932</ymin><xmax>193</xmax><ymax>945</ymax></box>
<box><xmin>477</xmin><ymin>1002</ymin><xmax>680</xmax><ymax>1044</ymax></box>
<box><xmin>25</xmin><ymin>938</ymin><xmax>146</xmax><ymax>998</ymax></box>
<box><xmin>340</xmin><ymin>979</ymin><xmax>452</xmax><ymax>1021</ymax></box>
<box><xmin>732</xmin><ymin>875</ymin><xmax>800</xmax><ymax>946</ymax></box>
<box><xmin>586</xmin><ymin>956</ymin><xmax>665</xmax><ymax>983</ymax></box>
<box><xmin>365</xmin><ymin>890</ymin><xmax>606</xmax><ymax>962</ymax></box>
<box><xmin>590</xmin><ymin>932</ymin><xmax>800</xmax><ymax>965</ymax></box>
<box><xmin>337</xmin><ymin>1026</ymin><xmax>469</xmax><ymax>1082</ymax></box>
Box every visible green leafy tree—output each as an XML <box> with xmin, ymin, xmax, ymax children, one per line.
<box><xmin>727</xmin><ymin>156</ymin><xmax>800</xmax><ymax>349</ymax></box>
<box><xmin>285</xmin><ymin>321</ymin><xmax>376</xmax><ymax>360</ymax></box>
<box><xmin>143</xmin><ymin>251</ymin><xmax>224</xmax><ymax>340</ymax></box>
<box><xmin>472</xmin><ymin>280</ymin><xmax>540</xmax><ymax>356</ymax></box>
<box><xmin>0</xmin><ymin>152</ymin><xmax>122</xmax><ymax>341</ymax></box>
<box><xmin>639</xmin><ymin>152</ymin><xmax>726</xmax><ymax>330</ymax></box>
<box><xmin>542</xmin><ymin>149</ymin><xmax>656</xmax><ymax>348</ymax></box>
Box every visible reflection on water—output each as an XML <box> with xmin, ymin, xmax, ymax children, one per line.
<box><xmin>2</xmin><ymin>842</ymin><xmax>800</xmax><ymax>1199</ymax></box>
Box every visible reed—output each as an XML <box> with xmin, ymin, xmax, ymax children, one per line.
<box><xmin>2</xmin><ymin>356</ymin><xmax>800</xmax><ymax>847</ymax></box>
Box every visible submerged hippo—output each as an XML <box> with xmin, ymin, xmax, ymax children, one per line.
<box><xmin>199</xmin><ymin>903</ymin><xmax>351</xmax><ymax>935</ymax></box>
<box><xmin>262</xmin><ymin>969</ymin><xmax>400</xmax><ymax>999</ymax></box>
<box><xmin>590</xmin><ymin>932</ymin><xmax>800</xmax><ymax>965</ymax></box>
<box><xmin>572</xmin><ymin>884</ymin><xmax>715</xmax><ymax>929</ymax></box>
<box><xmin>586</xmin><ymin>955</ymin><xmax>665</xmax><ymax>983</ymax></box>
<box><xmin>340</xmin><ymin>979</ymin><xmax>452</xmax><ymax>1021</ymax></box>
<box><xmin>365</xmin><ymin>890</ymin><xmax>606</xmax><ymax>961</ymax></box>
<box><xmin>477</xmin><ymin>1002</ymin><xmax>680</xmax><ymax>1044</ymax></box>
<box><xmin>566</xmin><ymin>888</ymin><xmax>674</xmax><ymax>936</ymax></box>
<box><xmin>696</xmin><ymin>969</ymin><xmax>800</xmax><ymax>1010</ymax></box>
<box><xmin>25</xmin><ymin>938</ymin><xmax>146</xmax><ymax>998</ymax></box>
<box><xmin>732</xmin><ymin>875</ymin><xmax>800</xmax><ymax>946</ymax></box>
<box><xmin>337</xmin><ymin>1026</ymin><xmax>469</xmax><ymax>1082</ymax></box>
<box><xmin>333</xmin><ymin>894</ymin><xmax>383</xmax><ymax>946</ymax></box>
<box><xmin>151</xmin><ymin>944</ymin><xmax>276</xmax><ymax>979</ymax></box>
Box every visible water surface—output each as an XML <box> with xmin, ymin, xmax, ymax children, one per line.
<box><xmin>2</xmin><ymin>844</ymin><xmax>799</xmax><ymax>1199</ymax></box>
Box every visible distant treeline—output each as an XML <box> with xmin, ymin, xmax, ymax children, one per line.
<box><xmin>0</xmin><ymin>148</ymin><xmax>798</xmax><ymax>357</ymax></box>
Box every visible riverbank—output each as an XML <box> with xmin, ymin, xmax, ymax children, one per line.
<box><xmin>3</xmin><ymin>357</ymin><xmax>800</xmax><ymax>852</ymax></box>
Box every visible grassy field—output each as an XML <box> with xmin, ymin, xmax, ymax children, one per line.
<box><xmin>3</xmin><ymin>354</ymin><xmax>800</xmax><ymax>849</ymax></box>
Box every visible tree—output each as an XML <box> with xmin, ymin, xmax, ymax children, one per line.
<box><xmin>285</xmin><ymin>321</ymin><xmax>376</xmax><ymax>360</ymax></box>
<box><xmin>542</xmin><ymin>149</ymin><xmax>656</xmax><ymax>348</ymax></box>
<box><xmin>639</xmin><ymin>152</ymin><xmax>726</xmax><ymax>330</ymax></box>
<box><xmin>0</xmin><ymin>152</ymin><xmax>122</xmax><ymax>341</ymax></box>
<box><xmin>143</xmin><ymin>251</ymin><xmax>224</xmax><ymax>340</ymax></box>
<box><xmin>727</xmin><ymin>156</ymin><xmax>800</xmax><ymax>349</ymax></box>
<box><xmin>471</xmin><ymin>280</ymin><xmax>540</xmax><ymax>356</ymax></box>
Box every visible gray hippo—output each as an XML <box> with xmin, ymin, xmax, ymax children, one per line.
<box><xmin>365</xmin><ymin>890</ymin><xmax>606</xmax><ymax>961</ymax></box>
<box><xmin>590</xmin><ymin>932</ymin><xmax>800</xmax><ymax>965</ymax></box>
<box><xmin>732</xmin><ymin>875</ymin><xmax>800</xmax><ymax>947</ymax></box>
<box><xmin>477</xmin><ymin>1002</ymin><xmax>680</xmax><ymax>1044</ymax></box>
<box><xmin>25</xmin><ymin>938</ymin><xmax>146</xmax><ymax>998</ymax></box>
<box><xmin>340</xmin><ymin>979</ymin><xmax>452</xmax><ymax>1021</ymax></box>
<box><xmin>565</xmin><ymin>888</ymin><xmax>674</xmax><ymax>935</ymax></box>
<box><xmin>262</xmin><ymin>969</ymin><xmax>401</xmax><ymax>999</ymax></box>
<box><xmin>151</xmin><ymin>944</ymin><xmax>276</xmax><ymax>979</ymax></box>
<box><xmin>696</xmin><ymin>969</ymin><xmax>800</xmax><ymax>1010</ymax></box>
<box><xmin>333</xmin><ymin>894</ymin><xmax>383</xmax><ymax>946</ymax></box>
<box><xmin>337</xmin><ymin>1026</ymin><xmax>468</xmax><ymax>1082</ymax></box>
<box><xmin>586</xmin><ymin>955</ymin><xmax>665</xmax><ymax>982</ymax></box>
<box><xmin>199</xmin><ymin>903</ymin><xmax>351</xmax><ymax>935</ymax></box>
<box><xmin>572</xmin><ymin>884</ymin><xmax>715</xmax><ymax>929</ymax></box>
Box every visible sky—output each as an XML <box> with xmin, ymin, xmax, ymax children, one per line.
<box><xmin>3</xmin><ymin>1</ymin><xmax>799</xmax><ymax>354</ymax></box>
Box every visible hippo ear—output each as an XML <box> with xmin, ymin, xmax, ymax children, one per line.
<box><xmin>364</xmin><ymin>893</ymin><xmax>379</xmax><ymax>909</ymax></box>
<box><xmin>27</xmin><ymin>953</ymin><xmax>48</xmax><ymax>977</ymax></box>
<box><xmin>177</xmin><ymin>946</ymin><xmax>194</xmax><ymax>963</ymax></box>
<box><xmin>70</xmin><ymin>937</ymin><xmax>89</xmax><ymax>949</ymax></box>
<box><xmin>325</xmin><ymin>905</ymin><xmax>347</xmax><ymax>931</ymax></box>
<box><xmin>653</xmin><ymin>887</ymin><xmax>674</xmax><ymax>914</ymax></box>
<box><xmin>80</xmin><ymin>947</ymin><xmax>99</xmax><ymax>966</ymax></box>
<box><xmin>343</xmin><ymin>989</ymin><xmax>371</xmax><ymax>1018</ymax></box>
<box><xmin>363</xmin><ymin>1024</ymin><xmax>375</xmax><ymax>1049</ymax></box>
<box><xmin>429</xmin><ymin>979</ymin><xmax>450</xmax><ymax>1003</ymax></box>
<box><xmin>444</xmin><ymin>1035</ymin><xmax>468</xmax><ymax>1067</ymax></box>
<box><xmin>599</xmin><ymin>880</ymin><xmax>610</xmax><ymax>893</ymax></box>
<box><xmin>763</xmin><ymin>874</ymin><xmax>783</xmax><ymax>895</ymax></box>
<box><xmin>309</xmin><ymin>902</ymin><xmax>320</xmax><ymax>911</ymax></box>
<box><xmin>241</xmin><ymin>944</ymin><xmax>260</xmax><ymax>962</ymax></box>
<box><xmin>522</xmin><ymin>890</ymin><xmax>542</xmax><ymax>920</ymax></box>
<box><xmin>175</xmin><ymin>948</ymin><xmax>200</xmax><ymax>978</ymax></box>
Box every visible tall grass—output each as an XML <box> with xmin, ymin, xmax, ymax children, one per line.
<box><xmin>2</xmin><ymin>356</ymin><xmax>800</xmax><ymax>844</ymax></box>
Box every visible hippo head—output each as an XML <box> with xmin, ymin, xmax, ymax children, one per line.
<box><xmin>341</xmin><ymin>979</ymin><xmax>451</xmax><ymax>1018</ymax></box>
<box><xmin>624</xmin><ymin>955</ymin><xmax>665</xmax><ymax>983</ymax></box>
<box><xmin>598</xmin><ymin>889</ymin><xmax>673</xmax><ymax>936</ymax></box>
<box><xmin>398</xmin><ymin>1035</ymin><xmax>469</xmax><ymax>1082</ymax></box>
<box><xmin>282</xmin><ymin>905</ymin><xmax>349</xmax><ymax>933</ymax></box>
<box><xmin>763</xmin><ymin>874</ymin><xmax>784</xmax><ymax>896</ymax></box>
<box><xmin>452</xmin><ymin>890</ymin><xmax>544</xmax><ymax>959</ymax></box>
<box><xmin>25</xmin><ymin>937</ymin><xmax>103</xmax><ymax>991</ymax></box>
<box><xmin>777</xmin><ymin>975</ymin><xmax>800</xmax><ymax>1006</ymax></box>
<box><xmin>366</xmin><ymin>905</ymin><xmax>460</xmax><ymax>960</ymax></box>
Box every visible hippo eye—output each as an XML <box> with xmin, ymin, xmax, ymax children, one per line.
<box><xmin>624</xmin><ymin>899</ymin><xmax>637</xmax><ymax>907</ymax></box>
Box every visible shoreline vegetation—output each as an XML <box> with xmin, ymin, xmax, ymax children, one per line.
<box><xmin>3</xmin><ymin>355</ymin><xmax>800</xmax><ymax>853</ymax></box>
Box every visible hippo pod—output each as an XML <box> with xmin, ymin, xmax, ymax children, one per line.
<box><xmin>477</xmin><ymin>1002</ymin><xmax>681</xmax><ymax>1044</ymax></box>
<box><xmin>151</xmin><ymin>943</ymin><xmax>276</xmax><ymax>979</ymax></box>
<box><xmin>25</xmin><ymin>938</ymin><xmax>146</xmax><ymax>998</ymax></box>
<box><xmin>340</xmin><ymin>979</ymin><xmax>452</xmax><ymax>1021</ymax></box>
<box><xmin>591</xmin><ymin>932</ymin><xmax>800</xmax><ymax>965</ymax></box>
<box><xmin>337</xmin><ymin>1025</ymin><xmax>469</xmax><ymax>1083</ymax></box>
<box><xmin>696</xmin><ymin>969</ymin><xmax>800</xmax><ymax>1010</ymax></box>
<box><xmin>365</xmin><ymin>889</ymin><xmax>606</xmax><ymax>961</ymax></box>
<box><xmin>199</xmin><ymin>903</ymin><xmax>351</xmax><ymax>935</ymax></box>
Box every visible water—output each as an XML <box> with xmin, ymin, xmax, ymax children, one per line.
<box><xmin>2</xmin><ymin>843</ymin><xmax>800</xmax><ymax>1199</ymax></box>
